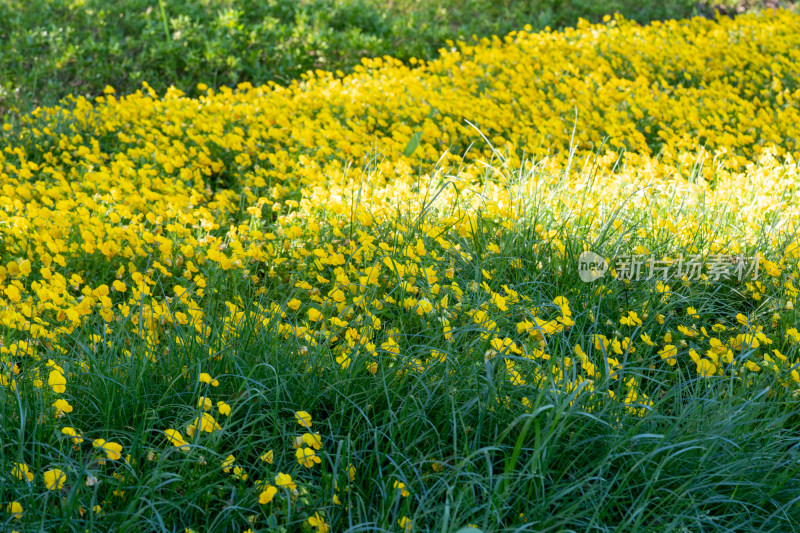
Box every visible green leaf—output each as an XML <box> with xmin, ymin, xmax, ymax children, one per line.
<box><xmin>402</xmin><ymin>130</ymin><xmax>423</xmax><ymax>157</ymax></box>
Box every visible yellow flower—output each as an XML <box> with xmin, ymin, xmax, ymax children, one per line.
<box><xmin>61</xmin><ymin>427</ymin><xmax>84</xmax><ymax>445</ymax></box>
<box><xmin>302</xmin><ymin>432</ymin><xmax>322</xmax><ymax>450</ymax></box>
<box><xmin>190</xmin><ymin>412</ymin><xmax>222</xmax><ymax>433</ymax></box>
<box><xmin>658</xmin><ymin>345</ymin><xmax>678</xmax><ymax>366</ymax></box>
<box><xmin>620</xmin><ymin>311</ymin><xmax>642</xmax><ymax>327</ymax></box>
<box><xmin>232</xmin><ymin>466</ymin><xmax>247</xmax><ymax>481</ymax></box>
<box><xmin>275</xmin><ymin>472</ymin><xmax>296</xmax><ymax>491</ymax></box>
<box><xmin>6</xmin><ymin>501</ymin><xmax>23</xmax><ymax>519</ymax></box>
<box><xmin>745</xmin><ymin>361</ymin><xmax>762</xmax><ymax>372</ymax></box>
<box><xmin>398</xmin><ymin>516</ymin><xmax>412</xmax><ymax>532</ymax></box>
<box><xmin>416</xmin><ymin>298</ymin><xmax>433</xmax><ymax>315</ymax></box>
<box><xmin>308</xmin><ymin>512</ymin><xmax>330</xmax><ymax>533</ymax></box>
<box><xmin>164</xmin><ymin>429</ymin><xmax>190</xmax><ymax>451</ymax></box>
<box><xmin>394</xmin><ymin>480</ymin><xmax>410</xmax><ymax>497</ymax></box>
<box><xmin>4</xmin><ymin>285</ymin><xmax>21</xmax><ymax>302</ymax></box>
<box><xmin>331</xmin><ymin>289</ymin><xmax>346</xmax><ymax>303</ymax></box>
<box><xmin>259</xmin><ymin>485</ymin><xmax>278</xmax><ymax>504</ymax></box>
<box><xmin>93</xmin><ymin>439</ymin><xmax>123</xmax><ymax>460</ymax></box>
<box><xmin>260</xmin><ymin>450</ymin><xmax>274</xmax><ymax>464</ymax></box>
<box><xmin>199</xmin><ymin>373</ymin><xmax>219</xmax><ymax>386</ymax></box>
<box><xmin>295</xmin><ymin>411</ymin><xmax>312</xmax><ymax>428</ymax></box>
<box><xmin>48</xmin><ymin>369</ymin><xmax>67</xmax><ymax>393</ymax></box>
<box><xmin>43</xmin><ymin>468</ymin><xmax>67</xmax><ymax>490</ymax></box>
<box><xmin>198</xmin><ymin>396</ymin><xmax>213</xmax><ymax>410</ymax></box>
<box><xmin>296</xmin><ymin>447</ymin><xmax>321</xmax><ymax>468</ymax></box>
<box><xmin>217</xmin><ymin>401</ymin><xmax>232</xmax><ymax>416</ymax></box>
<box><xmin>52</xmin><ymin>398</ymin><xmax>73</xmax><ymax>416</ymax></box>
<box><xmin>696</xmin><ymin>359</ymin><xmax>716</xmax><ymax>377</ymax></box>
<box><xmin>11</xmin><ymin>463</ymin><xmax>34</xmax><ymax>482</ymax></box>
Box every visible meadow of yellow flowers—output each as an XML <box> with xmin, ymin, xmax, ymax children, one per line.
<box><xmin>1</xmin><ymin>9</ymin><xmax>799</xmax><ymax>532</ymax></box>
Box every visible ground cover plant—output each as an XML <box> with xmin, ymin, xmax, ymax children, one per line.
<box><xmin>1</xmin><ymin>0</ymin><xmax>795</xmax><ymax>115</ymax></box>
<box><xmin>1</xmin><ymin>7</ymin><xmax>800</xmax><ymax>533</ymax></box>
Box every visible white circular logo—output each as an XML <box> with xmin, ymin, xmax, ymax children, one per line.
<box><xmin>578</xmin><ymin>251</ymin><xmax>608</xmax><ymax>282</ymax></box>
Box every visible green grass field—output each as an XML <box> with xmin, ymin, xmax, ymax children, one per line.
<box><xmin>2</xmin><ymin>0</ymin><xmax>796</xmax><ymax>115</ymax></box>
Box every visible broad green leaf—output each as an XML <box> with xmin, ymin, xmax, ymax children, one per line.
<box><xmin>403</xmin><ymin>131</ymin><xmax>423</xmax><ymax>157</ymax></box>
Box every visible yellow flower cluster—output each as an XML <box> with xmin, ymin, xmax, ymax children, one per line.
<box><xmin>0</xmin><ymin>9</ymin><xmax>798</xmax><ymax>415</ymax></box>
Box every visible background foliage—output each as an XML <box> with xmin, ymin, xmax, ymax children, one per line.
<box><xmin>1</xmin><ymin>0</ymin><xmax>796</xmax><ymax>115</ymax></box>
